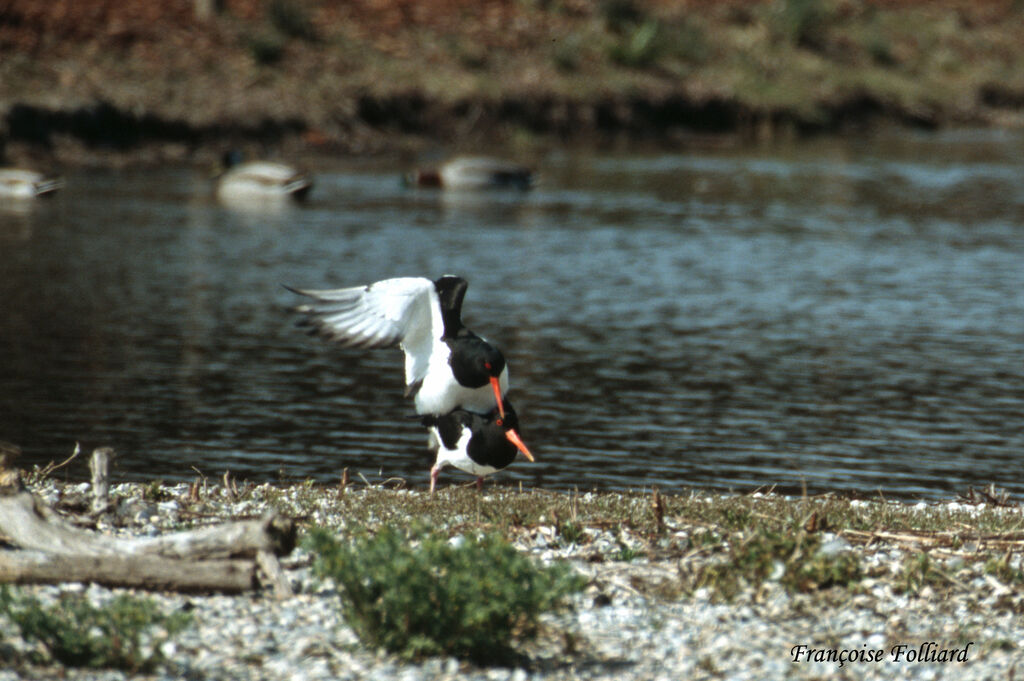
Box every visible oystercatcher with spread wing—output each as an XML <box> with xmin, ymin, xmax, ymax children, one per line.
<box><xmin>287</xmin><ymin>275</ymin><xmax>509</xmax><ymax>417</ymax></box>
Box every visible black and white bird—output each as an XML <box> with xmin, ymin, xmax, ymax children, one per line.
<box><xmin>422</xmin><ymin>400</ymin><xmax>533</xmax><ymax>492</ymax></box>
<box><xmin>287</xmin><ymin>275</ymin><xmax>509</xmax><ymax>417</ymax></box>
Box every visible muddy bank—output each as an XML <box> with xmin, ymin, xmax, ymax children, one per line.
<box><xmin>3</xmin><ymin>0</ymin><xmax>1024</xmax><ymax>165</ymax></box>
<box><xmin>0</xmin><ymin>91</ymin><xmax>925</xmax><ymax>165</ymax></box>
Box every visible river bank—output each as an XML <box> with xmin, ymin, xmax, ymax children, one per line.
<box><xmin>3</xmin><ymin>1</ymin><xmax>1024</xmax><ymax>167</ymax></box>
<box><xmin>1</xmin><ymin>478</ymin><xmax>1022</xmax><ymax>680</ymax></box>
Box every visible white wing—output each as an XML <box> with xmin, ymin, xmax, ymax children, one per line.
<box><xmin>288</xmin><ymin>277</ymin><xmax>444</xmax><ymax>386</ymax></box>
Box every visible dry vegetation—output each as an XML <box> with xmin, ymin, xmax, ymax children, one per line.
<box><xmin>3</xmin><ymin>0</ymin><xmax>1024</xmax><ymax>162</ymax></box>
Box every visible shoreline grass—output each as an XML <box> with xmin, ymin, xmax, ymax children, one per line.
<box><xmin>26</xmin><ymin>475</ymin><xmax>1024</xmax><ymax>606</ymax></box>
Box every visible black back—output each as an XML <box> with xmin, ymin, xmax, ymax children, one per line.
<box><xmin>433</xmin><ymin>275</ymin><xmax>469</xmax><ymax>338</ymax></box>
<box><xmin>423</xmin><ymin>401</ymin><xmax>522</xmax><ymax>470</ymax></box>
<box><xmin>433</xmin><ymin>275</ymin><xmax>506</xmax><ymax>389</ymax></box>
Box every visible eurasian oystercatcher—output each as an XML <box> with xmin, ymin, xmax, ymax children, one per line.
<box><xmin>216</xmin><ymin>151</ymin><xmax>312</xmax><ymax>202</ymax></box>
<box><xmin>287</xmin><ymin>275</ymin><xmax>509</xmax><ymax>417</ymax></box>
<box><xmin>422</xmin><ymin>400</ymin><xmax>534</xmax><ymax>492</ymax></box>
<box><xmin>405</xmin><ymin>157</ymin><xmax>534</xmax><ymax>191</ymax></box>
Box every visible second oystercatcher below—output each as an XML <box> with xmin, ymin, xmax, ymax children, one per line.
<box><xmin>287</xmin><ymin>275</ymin><xmax>509</xmax><ymax>417</ymax></box>
<box><xmin>422</xmin><ymin>400</ymin><xmax>534</xmax><ymax>492</ymax></box>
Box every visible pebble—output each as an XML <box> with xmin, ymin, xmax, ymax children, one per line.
<box><xmin>1</xmin><ymin>481</ymin><xmax>1021</xmax><ymax>681</ymax></box>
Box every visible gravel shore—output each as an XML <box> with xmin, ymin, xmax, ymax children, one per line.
<box><xmin>1</xmin><ymin>480</ymin><xmax>1021</xmax><ymax>680</ymax></box>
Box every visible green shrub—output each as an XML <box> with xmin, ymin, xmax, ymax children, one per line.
<box><xmin>0</xmin><ymin>586</ymin><xmax>191</xmax><ymax>672</ymax></box>
<box><xmin>306</xmin><ymin>525</ymin><xmax>586</xmax><ymax>664</ymax></box>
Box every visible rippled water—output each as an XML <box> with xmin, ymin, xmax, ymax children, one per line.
<box><xmin>2</xmin><ymin>130</ymin><xmax>1023</xmax><ymax>498</ymax></box>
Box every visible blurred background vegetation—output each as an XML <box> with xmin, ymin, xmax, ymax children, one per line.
<box><xmin>2</xmin><ymin>0</ymin><xmax>1024</xmax><ymax>162</ymax></box>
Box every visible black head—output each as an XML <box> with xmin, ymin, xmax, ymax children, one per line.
<box><xmin>490</xmin><ymin>400</ymin><xmax>519</xmax><ymax>432</ymax></box>
<box><xmin>467</xmin><ymin>400</ymin><xmax>532</xmax><ymax>468</ymax></box>
<box><xmin>483</xmin><ymin>399</ymin><xmax>516</xmax><ymax>430</ymax></box>
<box><xmin>448</xmin><ymin>335</ymin><xmax>506</xmax><ymax>388</ymax></box>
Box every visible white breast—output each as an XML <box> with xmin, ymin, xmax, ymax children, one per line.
<box><xmin>413</xmin><ymin>363</ymin><xmax>509</xmax><ymax>415</ymax></box>
<box><xmin>428</xmin><ymin>427</ymin><xmax>501</xmax><ymax>477</ymax></box>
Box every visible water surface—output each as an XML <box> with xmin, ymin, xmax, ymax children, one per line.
<box><xmin>2</xmin><ymin>130</ymin><xmax>1023</xmax><ymax>498</ymax></box>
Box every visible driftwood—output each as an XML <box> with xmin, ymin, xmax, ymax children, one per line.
<box><xmin>0</xmin><ymin>550</ymin><xmax>256</xmax><ymax>593</ymax></box>
<box><xmin>0</xmin><ymin>491</ymin><xmax>296</xmax><ymax>559</ymax></box>
<box><xmin>0</xmin><ymin>459</ymin><xmax>297</xmax><ymax>595</ymax></box>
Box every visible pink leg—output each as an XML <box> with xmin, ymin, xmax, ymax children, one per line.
<box><xmin>476</xmin><ymin>476</ymin><xmax>483</xmax><ymax>492</ymax></box>
<box><xmin>430</xmin><ymin>465</ymin><xmax>440</xmax><ymax>494</ymax></box>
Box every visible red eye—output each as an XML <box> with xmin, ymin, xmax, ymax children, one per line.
<box><xmin>495</xmin><ymin>418</ymin><xmax>503</xmax><ymax>426</ymax></box>
<box><xmin>484</xmin><ymin>361</ymin><xmax>492</xmax><ymax>370</ymax></box>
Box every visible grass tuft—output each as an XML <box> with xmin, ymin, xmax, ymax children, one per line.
<box><xmin>983</xmin><ymin>553</ymin><xmax>1024</xmax><ymax>587</ymax></box>
<box><xmin>892</xmin><ymin>553</ymin><xmax>948</xmax><ymax>595</ymax></box>
<box><xmin>558</xmin><ymin>521</ymin><xmax>586</xmax><ymax>546</ymax></box>
<box><xmin>689</xmin><ymin>526</ymin><xmax>861</xmax><ymax>601</ymax></box>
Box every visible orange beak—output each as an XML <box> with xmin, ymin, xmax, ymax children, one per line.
<box><xmin>504</xmin><ymin>429</ymin><xmax>535</xmax><ymax>462</ymax></box>
<box><xmin>489</xmin><ymin>376</ymin><xmax>505</xmax><ymax>419</ymax></box>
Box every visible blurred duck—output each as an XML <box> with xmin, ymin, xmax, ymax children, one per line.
<box><xmin>0</xmin><ymin>168</ymin><xmax>64</xmax><ymax>199</ymax></box>
<box><xmin>405</xmin><ymin>156</ymin><xmax>534</xmax><ymax>191</ymax></box>
<box><xmin>215</xmin><ymin>151</ymin><xmax>312</xmax><ymax>202</ymax></box>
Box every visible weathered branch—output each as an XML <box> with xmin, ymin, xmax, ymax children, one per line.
<box><xmin>0</xmin><ymin>491</ymin><xmax>295</xmax><ymax>559</ymax></box>
<box><xmin>256</xmin><ymin>549</ymin><xmax>294</xmax><ymax>599</ymax></box>
<box><xmin>0</xmin><ymin>550</ymin><xmax>256</xmax><ymax>592</ymax></box>
<box><xmin>0</xmin><ymin>489</ymin><xmax>296</xmax><ymax>594</ymax></box>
